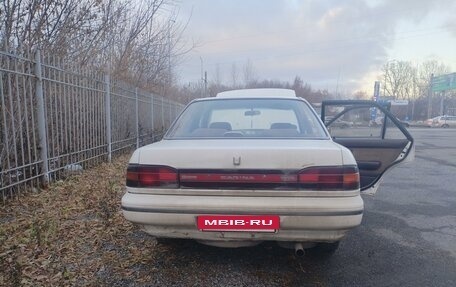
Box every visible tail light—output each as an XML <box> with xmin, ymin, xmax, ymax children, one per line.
<box><xmin>126</xmin><ymin>164</ymin><xmax>178</xmax><ymax>188</ymax></box>
<box><xmin>125</xmin><ymin>164</ymin><xmax>359</xmax><ymax>191</ymax></box>
<box><xmin>298</xmin><ymin>166</ymin><xmax>359</xmax><ymax>190</ymax></box>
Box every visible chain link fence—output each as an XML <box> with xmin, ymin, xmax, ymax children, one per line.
<box><xmin>0</xmin><ymin>50</ymin><xmax>184</xmax><ymax>202</ymax></box>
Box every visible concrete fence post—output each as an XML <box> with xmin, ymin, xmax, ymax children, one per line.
<box><xmin>151</xmin><ymin>94</ymin><xmax>155</xmax><ymax>141</ymax></box>
<box><xmin>34</xmin><ymin>50</ymin><xmax>50</xmax><ymax>186</ymax></box>
<box><xmin>105</xmin><ymin>72</ymin><xmax>112</xmax><ymax>162</ymax></box>
<box><xmin>161</xmin><ymin>96</ymin><xmax>165</xmax><ymax>131</ymax></box>
<box><xmin>135</xmin><ymin>88</ymin><xmax>139</xmax><ymax>149</ymax></box>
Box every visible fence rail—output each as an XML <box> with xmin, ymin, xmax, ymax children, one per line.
<box><xmin>0</xmin><ymin>50</ymin><xmax>184</xmax><ymax>201</ymax></box>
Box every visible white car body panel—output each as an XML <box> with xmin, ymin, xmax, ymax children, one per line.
<box><xmin>121</xmin><ymin>89</ymin><xmax>413</xmax><ymax>249</ymax></box>
<box><xmin>134</xmin><ymin>139</ymin><xmax>352</xmax><ymax>169</ymax></box>
<box><xmin>122</xmin><ymin>138</ymin><xmax>362</xmax><ymax>246</ymax></box>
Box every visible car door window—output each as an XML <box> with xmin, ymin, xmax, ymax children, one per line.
<box><xmin>321</xmin><ymin>100</ymin><xmax>414</xmax><ymax>193</ymax></box>
<box><xmin>325</xmin><ymin>106</ymin><xmax>385</xmax><ymax>138</ymax></box>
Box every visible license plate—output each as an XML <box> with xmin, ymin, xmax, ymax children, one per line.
<box><xmin>197</xmin><ymin>215</ymin><xmax>280</xmax><ymax>232</ymax></box>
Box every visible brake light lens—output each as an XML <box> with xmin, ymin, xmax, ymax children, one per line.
<box><xmin>298</xmin><ymin>166</ymin><xmax>359</xmax><ymax>190</ymax></box>
<box><xmin>126</xmin><ymin>165</ymin><xmax>178</xmax><ymax>188</ymax></box>
<box><xmin>125</xmin><ymin>165</ymin><xmax>359</xmax><ymax>191</ymax></box>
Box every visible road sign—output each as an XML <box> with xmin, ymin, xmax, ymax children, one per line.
<box><xmin>432</xmin><ymin>72</ymin><xmax>456</xmax><ymax>92</ymax></box>
<box><xmin>390</xmin><ymin>100</ymin><xmax>409</xmax><ymax>106</ymax></box>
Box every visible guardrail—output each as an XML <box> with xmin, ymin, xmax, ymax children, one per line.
<box><xmin>0</xmin><ymin>50</ymin><xmax>183</xmax><ymax>201</ymax></box>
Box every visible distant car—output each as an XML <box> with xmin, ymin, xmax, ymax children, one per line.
<box><xmin>121</xmin><ymin>89</ymin><xmax>414</xmax><ymax>256</ymax></box>
<box><xmin>427</xmin><ymin>115</ymin><xmax>456</xmax><ymax>128</ymax></box>
<box><xmin>325</xmin><ymin>118</ymin><xmax>353</xmax><ymax>128</ymax></box>
<box><xmin>426</xmin><ymin>116</ymin><xmax>440</xmax><ymax>127</ymax></box>
<box><xmin>374</xmin><ymin>116</ymin><xmax>410</xmax><ymax>128</ymax></box>
<box><xmin>392</xmin><ymin>119</ymin><xmax>410</xmax><ymax>128</ymax></box>
<box><xmin>399</xmin><ymin>120</ymin><xmax>410</xmax><ymax>128</ymax></box>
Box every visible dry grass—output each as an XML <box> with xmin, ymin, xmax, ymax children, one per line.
<box><xmin>0</xmin><ymin>154</ymin><xmax>325</xmax><ymax>287</ymax></box>
<box><xmin>0</xmin><ymin>154</ymin><xmax>158</xmax><ymax>286</ymax></box>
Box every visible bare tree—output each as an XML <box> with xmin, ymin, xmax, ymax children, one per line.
<box><xmin>230</xmin><ymin>62</ymin><xmax>238</xmax><ymax>88</ymax></box>
<box><xmin>243</xmin><ymin>59</ymin><xmax>257</xmax><ymax>87</ymax></box>
<box><xmin>353</xmin><ymin>91</ymin><xmax>368</xmax><ymax>100</ymax></box>
<box><xmin>381</xmin><ymin>61</ymin><xmax>416</xmax><ymax>100</ymax></box>
<box><xmin>207</xmin><ymin>63</ymin><xmax>223</xmax><ymax>95</ymax></box>
<box><xmin>1</xmin><ymin>0</ymin><xmax>109</xmax><ymax>56</ymax></box>
<box><xmin>382</xmin><ymin>60</ymin><xmax>450</xmax><ymax>101</ymax></box>
<box><xmin>0</xmin><ymin>0</ymin><xmax>192</xmax><ymax>96</ymax></box>
<box><xmin>214</xmin><ymin>63</ymin><xmax>222</xmax><ymax>86</ymax></box>
<box><xmin>417</xmin><ymin>60</ymin><xmax>450</xmax><ymax>97</ymax></box>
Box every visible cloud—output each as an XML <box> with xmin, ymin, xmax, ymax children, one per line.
<box><xmin>177</xmin><ymin>0</ymin><xmax>456</xmax><ymax>93</ymax></box>
<box><xmin>317</xmin><ymin>7</ymin><xmax>345</xmax><ymax>29</ymax></box>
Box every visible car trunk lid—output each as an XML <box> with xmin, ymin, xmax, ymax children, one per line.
<box><xmin>137</xmin><ymin>139</ymin><xmax>344</xmax><ymax>169</ymax></box>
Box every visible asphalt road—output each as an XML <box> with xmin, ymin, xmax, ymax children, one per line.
<box><xmin>124</xmin><ymin>128</ymin><xmax>456</xmax><ymax>287</ymax></box>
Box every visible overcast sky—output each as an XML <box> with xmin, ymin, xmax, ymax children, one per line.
<box><xmin>174</xmin><ymin>0</ymin><xmax>456</xmax><ymax>95</ymax></box>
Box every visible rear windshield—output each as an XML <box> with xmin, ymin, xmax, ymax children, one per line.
<box><xmin>165</xmin><ymin>98</ymin><xmax>328</xmax><ymax>139</ymax></box>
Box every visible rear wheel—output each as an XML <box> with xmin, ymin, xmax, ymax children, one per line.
<box><xmin>442</xmin><ymin>124</ymin><xmax>449</xmax><ymax>128</ymax></box>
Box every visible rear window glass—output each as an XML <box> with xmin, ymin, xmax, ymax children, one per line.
<box><xmin>165</xmin><ymin>98</ymin><xmax>328</xmax><ymax>139</ymax></box>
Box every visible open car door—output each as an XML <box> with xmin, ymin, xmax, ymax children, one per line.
<box><xmin>321</xmin><ymin>100</ymin><xmax>414</xmax><ymax>195</ymax></box>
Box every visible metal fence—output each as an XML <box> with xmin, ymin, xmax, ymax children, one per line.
<box><xmin>0</xmin><ymin>50</ymin><xmax>184</xmax><ymax>201</ymax></box>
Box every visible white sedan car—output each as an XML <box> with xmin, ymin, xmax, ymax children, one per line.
<box><xmin>122</xmin><ymin>88</ymin><xmax>414</xmax><ymax>256</ymax></box>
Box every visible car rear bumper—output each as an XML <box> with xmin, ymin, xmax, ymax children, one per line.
<box><xmin>121</xmin><ymin>192</ymin><xmax>364</xmax><ymax>243</ymax></box>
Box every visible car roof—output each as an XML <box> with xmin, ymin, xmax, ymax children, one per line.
<box><xmin>216</xmin><ymin>88</ymin><xmax>297</xmax><ymax>98</ymax></box>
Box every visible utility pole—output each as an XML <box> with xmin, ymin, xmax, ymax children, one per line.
<box><xmin>335</xmin><ymin>67</ymin><xmax>341</xmax><ymax>98</ymax></box>
<box><xmin>200</xmin><ymin>56</ymin><xmax>204</xmax><ymax>97</ymax></box>
<box><xmin>383</xmin><ymin>73</ymin><xmax>386</xmax><ymax>97</ymax></box>
<box><xmin>204</xmin><ymin>71</ymin><xmax>207</xmax><ymax>97</ymax></box>
<box><xmin>440</xmin><ymin>91</ymin><xmax>445</xmax><ymax>116</ymax></box>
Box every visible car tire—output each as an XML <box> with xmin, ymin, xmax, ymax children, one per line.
<box><xmin>442</xmin><ymin>124</ymin><xmax>449</xmax><ymax>128</ymax></box>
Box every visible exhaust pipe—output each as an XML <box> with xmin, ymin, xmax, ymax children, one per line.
<box><xmin>294</xmin><ymin>242</ymin><xmax>305</xmax><ymax>257</ymax></box>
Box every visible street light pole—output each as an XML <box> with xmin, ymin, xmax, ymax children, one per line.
<box><xmin>204</xmin><ymin>71</ymin><xmax>207</xmax><ymax>97</ymax></box>
<box><xmin>427</xmin><ymin>73</ymin><xmax>434</xmax><ymax>119</ymax></box>
<box><xmin>200</xmin><ymin>56</ymin><xmax>204</xmax><ymax>97</ymax></box>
